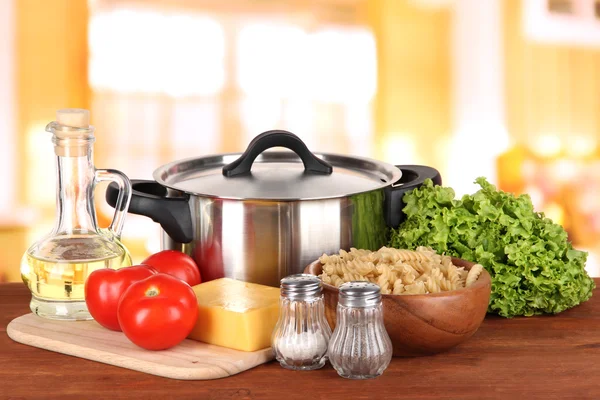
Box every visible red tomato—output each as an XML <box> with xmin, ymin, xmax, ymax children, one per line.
<box><xmin>85</xmin><ymin>265</ymin><xmax>156</xmax><ymax>331</ymax></box>
<box><xmin>117</xmin><ymin>273</ymin><xmax>198</xmax><ymax>351</ymax></box>
<box><xmin>141</xmin><ymin>250</ymin><xmax>201</xmax><ymax>286</ymax></box>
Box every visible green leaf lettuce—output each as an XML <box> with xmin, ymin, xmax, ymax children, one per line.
<box><xmin>389</xmin><ymin>177</ymin><xmax>595</xmax><ymax>317</ymax></box>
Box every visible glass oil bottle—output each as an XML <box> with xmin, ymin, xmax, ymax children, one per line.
<box><xmin>20</xmin><ymin>109</ymin><xmax>133</xmax><ymax>320</ymax></box>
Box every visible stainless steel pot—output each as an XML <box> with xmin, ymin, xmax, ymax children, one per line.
<box><xmin>106</xmin><ymin>130</ymin><xmax>441</xmax><ymax>287</ymax></box>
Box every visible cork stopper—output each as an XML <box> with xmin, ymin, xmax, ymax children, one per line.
<box><xmin>50</xmin><ymin>108</ymin><xmax>95</xmax><ymax>157</ymax></box>
<box><xmin>57</xmin><ymin>108</ymin><xmax>90</xmax><ymax>129</ymax></box>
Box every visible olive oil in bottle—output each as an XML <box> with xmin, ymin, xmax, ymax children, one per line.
<box><xmin>21</xmin><ymin>235</ymin><xmax>131</xmax><ymax>301</ymax></box>
<box><xmin>21</xmin><ymin>109</ymin><xmax>133</xmax><ymax>320</ymax></box>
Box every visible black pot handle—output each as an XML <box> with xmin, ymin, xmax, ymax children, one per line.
<box><xmin>222</xmin><ymin>130</ymin><xmax>333</xmax><ymax>177</ymax></box>
<box><xmin>384</xmin><ymin>165</ymin><xmax>442</xmax><ymax>229</ymax></box>
<box><xmin>106</xmin><ymin>180</ymin><xmax>194</xmax><ymax>244</ymax></box>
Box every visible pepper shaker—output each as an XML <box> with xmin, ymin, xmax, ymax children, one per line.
<box><xmin>328</xmin><ymin>282</ymin><xmax>392</xmax><ymax>379</ymax></box>
<box><xmin>271</xmin><ymin>274</ymin><xmax>332</xmax><ymax>370</ymax></box>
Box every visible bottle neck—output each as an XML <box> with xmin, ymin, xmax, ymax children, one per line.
<box><xmin>53</xmin><ymin>145</ymin><xmax>99</xmax><ymax>235</ymax></box>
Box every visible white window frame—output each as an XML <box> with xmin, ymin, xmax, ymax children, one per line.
<box><xmin>524</xmin><ymin>0</ymin><xmax>600</xmax><ymax>47</ymax></box>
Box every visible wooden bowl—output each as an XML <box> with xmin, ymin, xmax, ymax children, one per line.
<box><xmin>304</xmin><ymin>257</ymin><xmax>491</xmax><ymax>357</ymax></box>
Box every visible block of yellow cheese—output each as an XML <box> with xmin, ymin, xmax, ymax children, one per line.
<box><xmin>188</xmin><ymin>278</ymin><xmax>281</xmax><ymax>352</ymax></box>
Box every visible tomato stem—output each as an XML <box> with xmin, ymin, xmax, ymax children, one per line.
<box><xmin>145</xmin><ymin>287</ymin><xmax>160</xmax><ymax>297</ymax></box>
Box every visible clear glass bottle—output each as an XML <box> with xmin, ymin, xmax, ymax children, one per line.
<box><xmin>20</xmin><ymin>109</ymin><xmax>133</xmax><ymax>321</ymax></box>
<box><xmin>328</xmin><ymin>282</ymin><xmax>393</xmax><ymax>379</ymax></box>
<box><xmin>271</xmin><ymin>274</ymin><xmax>332</xmax><ymax>370</ymax></box>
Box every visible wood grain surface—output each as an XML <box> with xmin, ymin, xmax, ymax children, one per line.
<box><xmin>6</xmin><ymin>313</ymin><xmax>273</xmax><ymax>380</ymax></box>
<box><xmin>1</xmin><ymin>282</ymin><xmax>600</xmax><ymax>400</ymax></box>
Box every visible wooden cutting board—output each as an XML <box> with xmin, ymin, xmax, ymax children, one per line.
<box><xmin>7</xmin><ymin>313</ymin><xmax>274</xmax><ymax>380</ymax></box>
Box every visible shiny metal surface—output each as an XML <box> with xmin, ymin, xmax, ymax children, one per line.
<box><xmin>280</xmin><ymin>274</ymin><xmax>322</xmax><ymax>300</ymax></box>
<box><xmin>153</xmin><ymin>151</ymin><xmax>401</xmax><ymax>201</ymax></box>
<box><xmin>338</xmin><ymin>282</ymin><xmax>382</xmax><ymax>308</ymax></box>
<box><xmin>166</xmin><ymin>189</ymin><xmax>388</xmax><ymax>288</ymax></box>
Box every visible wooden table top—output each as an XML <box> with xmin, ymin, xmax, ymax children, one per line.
<box><xmin>2</xmin><ymin>282</ymin><xmax>599</xmax><ymax>400</ymax></box>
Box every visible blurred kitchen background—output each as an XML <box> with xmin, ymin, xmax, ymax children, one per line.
<box><xmin>1</xmin><ymin>0</ymin><xmax>599</xmax><ymax>282</ymax></box>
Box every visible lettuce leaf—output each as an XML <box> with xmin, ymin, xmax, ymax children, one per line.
<box><xmin>389</xmin><ymin>177</ymin><xmax>595</xmax><ymax>317</ymax></box>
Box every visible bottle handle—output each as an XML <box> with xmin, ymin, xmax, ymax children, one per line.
<box><xmin>95</xmin><ymin>169</ymin><xmax>132</xmax><ymax>239</ymax></box>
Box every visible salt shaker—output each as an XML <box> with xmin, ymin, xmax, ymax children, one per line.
<box><xmin>271</xmin><ymin>274</ymin><xmax>332</xmax><ymax>370</ymax></box>
<box><xmin>328</xmin><ymin>282</ymin><xmax>392</xmax><ymax>379</ymax></box>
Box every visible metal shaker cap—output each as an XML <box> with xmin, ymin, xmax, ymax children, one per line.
<box><xmin>338</xmin><ymin>282</ymin><xmax>382</xmax><ymax>308</ymax></box>
<box><xmin>280</xmin><ymin>274</ymin><xmax>322</xmax><ymax>300</ymax></box>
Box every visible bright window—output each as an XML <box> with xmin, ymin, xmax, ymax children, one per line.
<box><xmin>236</xmin><ymin>22</ymin><xmax>376</xmax><ymax>153</ymax></box>
<box><xmin>524</xmin><ymin>0</ymin><xmax>600</xmax><ymax>46</ymax></box>
<box><xmin>0</xmin><ymin>0</ymin><xmax>15</xmax><ymax>216</ymax></box>
<box><xmin>89</xmin><ymin>10</ymin><xmax>225</xmax><ymax>97</ymax></box>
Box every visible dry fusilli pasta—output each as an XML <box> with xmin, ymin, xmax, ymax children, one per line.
<box><xmin>466</xmin><ymin>263</ymin><xmax>484</xmax><ymax>287</ymax></box>
<box><xmin>318</xmin><ymin>247</ymin><xmax>483</xmax><ymax>295</ymax></box>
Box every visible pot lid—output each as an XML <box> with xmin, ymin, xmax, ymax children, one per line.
<box><xmin>153</xmin><ymin>131</ymin><xmax>401</xmax><ymax>201</ymax></box>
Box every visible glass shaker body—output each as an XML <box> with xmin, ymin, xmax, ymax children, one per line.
<box><xmin>271</xmin><ymin>274</ymin><xmax>332</xmax><ymax>370</ymax></box>
<box><xmin>328</xmin><ymin>282</ymin><xmax>393</xmax><ymax>379</ymax></box>
<box><xmin>20</xmin><ymin>109</ymin><xmax>133</xmax><ymax>321</ymax></box>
